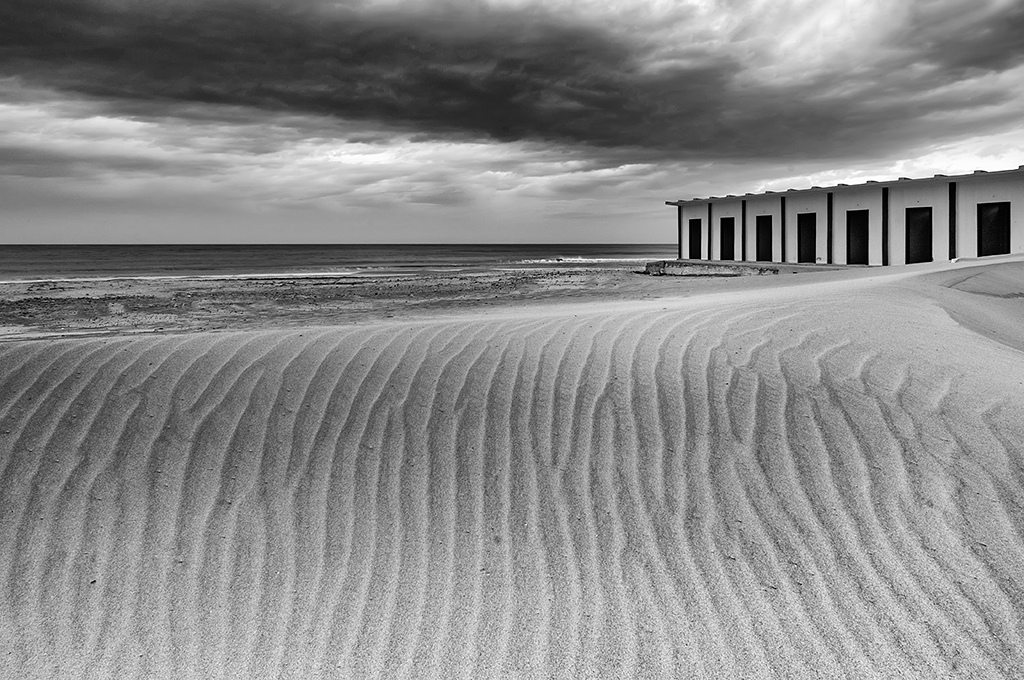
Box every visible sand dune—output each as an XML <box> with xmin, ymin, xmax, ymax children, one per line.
<box><xmin>3</xmin><ymin>260</ymin><xmax>1024</xmax><ymax>678</ymax></box>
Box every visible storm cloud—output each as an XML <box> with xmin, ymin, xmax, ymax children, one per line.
<box><xmin>2</xmin><ymin>0</ymin><xmax>1023</xmax><ymax>242</ymax></box>
<box><xmin>3</xmin><ymin>0</ymin><xmax>1023</xmax><ymax>163</ymax></box>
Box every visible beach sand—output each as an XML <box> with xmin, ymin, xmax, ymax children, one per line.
<box><xmin>2</xmin><ymin>257</ymin><xmax>1024</xmax><ymax>677</ymax></box>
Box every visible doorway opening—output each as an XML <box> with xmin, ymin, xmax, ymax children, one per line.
<box><xmin>797</xmin><ymin>213</ymin><xmax>816</xmax><ymax>263</ymax></box>
<box><xmin>978</xmin><ymin>202</ymin><xmax>1011</xmax><ymax>256</ymax></box>
<box><xmin>720</xmin><ymin>217</ymin><xmax>735</xmax><ymax>261</ymax></box>
<box><xmin>756</xmin><ymin>215</ymin><xmax>772</xmax><ymax>262</ymax></box>
<box><xmin>688</xmin><ymin>218</ymin><xmax>702</xmax><ymax>259</ymax></box>
<box><xmin>905</xmin><ymin>207</ymin><xmax>933</xmax><ymax>263</ymax></box>
<box><xmin>846</xmin><ymin>210</ymin><xmax>869</xmax><ymax>265</ymax></box>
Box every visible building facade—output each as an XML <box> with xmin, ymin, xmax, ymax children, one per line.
<box><xmin>666</xmin><ymin>167</ymin><xmax>1024</xmax><ymax>266</ymax></box>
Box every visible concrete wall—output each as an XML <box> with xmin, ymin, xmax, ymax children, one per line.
<box><xmin>784</xmin><ymin>191</ymin><xmax>828</xmax><ymax>264</ymax></box>
<box><xmin>745</xmin><ymin>195</ymin><xmax>783</xmax><ymax>262</ymax></box>
<box><xmin>680</xmin><ymin>204</ymin><xmax>707</xmax><ymax>259</ymax></box>
<box><xmin>711</xmin><ymin>200</ymin><xmax>743</xmax><ymax>260</ymax></box>
<box><xmin>832</xmin><ymin>186</ymin><xmax>884</xmax><ymax>265</ymax></box>
<box><xmin>646</xmin><ymin>261</ymin><xmax>779</xmax><ymax>276</ymax></box>
<box><xmin>956</xmin><ymin>172</ymin><xmax>1024</xmax><ymax>258</ymax></box>
<box><xmin>888</xmin><ymin>179</ymin><xmax>950</xmax><ymax>265</ymax></box>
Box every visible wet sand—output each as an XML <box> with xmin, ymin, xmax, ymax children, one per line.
<box><xmin>0</xmin><ymin>267</ymin><xmax>699</xmax><ymax>339</ymax></box>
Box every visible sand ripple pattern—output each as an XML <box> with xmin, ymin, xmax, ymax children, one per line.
<box><xmin>2</xmin><ymin>292</ymin><xmax>1024</xmax><ymax>678</ymax></box>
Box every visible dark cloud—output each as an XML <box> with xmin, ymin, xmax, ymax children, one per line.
<box><xmin>902</xmin><ymin>1</ymin><xmax>1024</xmax><ymax>74</ymax></box>
<box><xmin>1</xmin><ymin>0</ymin><xmax>679</xmax><ymax>146</ymax></box>
<box><xmin>1</xmin><ymin>0</ymin><xmax>1023</xmax><ymax>164</ymax></box>
<box><xmin>0</xmin><ymin>143</ymin><xmax>226</xmax><ymax>179</ymax></box>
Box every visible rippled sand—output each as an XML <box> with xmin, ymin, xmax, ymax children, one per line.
<box><xmin>2</xmin><ymin>257</ymin><xmax>1024</xmax><ymax>678</ymax></box>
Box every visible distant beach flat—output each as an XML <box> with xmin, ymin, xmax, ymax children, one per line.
<box><xmin>2</xmin><ymin>256</ymin><xmax>1024</xmax><ymax>677</ymax></box>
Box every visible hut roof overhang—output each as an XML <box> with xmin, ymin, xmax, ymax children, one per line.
<box><xmin>665</xmin><ymin>166</ymin><xmax>1024</xmax><ymax>207</ymax></box>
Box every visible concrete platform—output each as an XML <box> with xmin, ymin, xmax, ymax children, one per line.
<box><xmin>644</xmin><ymin>259</ymin><xmax>857</xmax><ymax>276</ymax></box>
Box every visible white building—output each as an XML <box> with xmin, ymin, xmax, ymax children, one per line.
<box><xmin>666</xmin><ymin>166</ymin><xmax>1024</xmax><ymax>265</ymax></box>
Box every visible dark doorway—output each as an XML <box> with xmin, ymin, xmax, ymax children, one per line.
<box><xmin>978</xmin><ymin>202</ymin><xmax>1011</xmax><ymax>256</ymax></box>
<box><xmin>905</xmin><ymin>207</ymin><xmax>932</xmax><ymax>263</ymax></box>
<box><xmin>688</xmin><ymin>218</ymin><xmax>702</xmax><ymax>259</ymax></box>
<box><xmin>797</xmin><ymin>213</ymin><xmax>816</xmax><ymax>263</ymax></box>
<box><xmin>846</xmin><ymin>210</ymin><xmax>869</xmax><ymax>265</ymax></box>
<box><xmin>720</xmin><ymin>217</ymin><xmax>735</xmax><ymax>261</ymax></box>
<box><xmin>756</xmin><ymin>215</ymin><xmax>773</xmax><ymax>262</ymax></box>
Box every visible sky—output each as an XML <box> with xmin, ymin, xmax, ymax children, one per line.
<box><xmin>1</xmin><ymin>0</ymin><xmax>1024</xmax><ymax>243</ymax></box>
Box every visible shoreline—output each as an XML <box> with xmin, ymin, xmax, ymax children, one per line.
<box><xmin>0</xmin><ymin>265</ymin><xmax>725</xmax><ymax>340</ymax></box>
<box><xmin>0</xmin><ymin>260</ymin><xmax>660</xmax><ymax>286</ymax></box>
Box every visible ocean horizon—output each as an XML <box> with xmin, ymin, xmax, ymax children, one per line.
<box><xmin>0</xmin><ymin>243</ymin><xmax>677</xmax><ymax>282</ymax></box>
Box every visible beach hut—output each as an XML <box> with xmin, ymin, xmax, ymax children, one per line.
<box><xmin>667</xmin><ymin>166</ymin><xmax>1024</xmax><ymax>265</ymax></box>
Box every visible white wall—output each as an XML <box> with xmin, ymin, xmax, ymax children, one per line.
<box><xmin>784</xmin><ymin>192</ymin><xmax>828</xmax><ymax>264</ymax></box>
<box><xmin>710</xmin><ymin>200</ymin><xmax>743</xmax><ymax>260</ymax></box>
<box><xmin>956</xmin><ymin>172</ymin><xmax>1024</xmax><ymax>258</ymax></box>
<box><xmin>832</xmin><ymin>186</ymin><xmax>884</xmax><ymax>265</ymax></box>
<box><xmin>680</xmin><ymin>204</ymin><xmax>707</xmax><ymax>259</ymax></box>
<box><xmin>675</xmin><ymin>169</ymin><xmax>1024</xmax><ymax>266</ymax></box>
<box><xmin>745</xmin><ymin>195</ymin><xmax>783</xmax><ymax>262</ymax></box>
<box><xmin>888</xmin><ymin>179</ymin><xmax>950</xmax><ymax>265</ymax></box>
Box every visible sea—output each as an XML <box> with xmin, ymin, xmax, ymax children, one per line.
<box><xmin>0</xmin><ymin>244</ymin><xmax>676</xmax><ymax>282</ymax></box>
